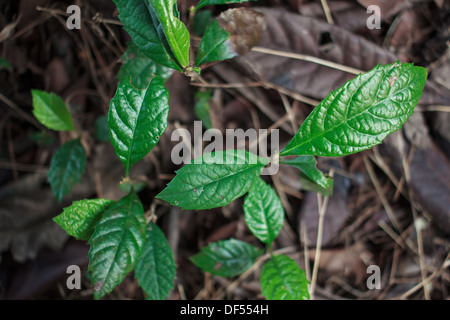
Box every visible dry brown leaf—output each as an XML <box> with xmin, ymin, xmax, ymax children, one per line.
<box><xmin>357</xmin><ymin>0</ymin><xmax>407</xmax><ymax>19</ymax></box>
<box><xmin>308</xmin><ymin>242</ymin><xmax>373</xmax><ymax>286</ymax></box>
<box><xmin>232</xmin><ymin>7</ymin><xmax>450</xmax><ymax>105</ymax></box>
<box><xmin>297</xmin><ymin>1</ymin><xmax>372</xmax><ymax>31</ymax></box>
<box><xmin>3</xmin><ymin>241</ymin><xmax>89</xmax><ymax>299</ymax></box>
<box><xmin>0</xmin><ymin>175</ymin><xmax>72</xmax><ymax>263</ymax></box>
<box><xmin>381</xmin><ymin>113</ymin><xmax>450</xmax><ymax>233</ymax></box>
<box><xmin>300</xmin><ymin>163</ymin><xmax>352</xmax><ymax>247</ymax></box>
<box><xmin>429</xmin><ymin>53</ymin><xmax>450</xmax><ymax>147</ymax></box>
<box><xmin>217</xmin><ymin>8</ymin><xmax>267</xmax><ymax>56</ymax></box>
<box><xmin>211</xmin><ymin>62</ymin><xmax>295</xmax><ymax>135</ymax></box>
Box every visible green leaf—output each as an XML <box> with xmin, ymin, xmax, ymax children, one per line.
<box><xmin>0</xmin><ymin>56</ymin><xmax>11</xmax><ymax>69</ymax></box>
<box><xmin>156</xmin><ymin>150</ymin><xmax>269</xmax><ymax>210</ymax></box>
<box><xmin>113</xmin><ymin>0</ymin><xmax>181</xmax><ymax>71</ymax></box>
<box><xmin>190</xmin><ymin>238</ymin><xmax>263</xmax><ymax>277</ymax></box>
<box><xmin>135</xmin><ymin>222</ymin><xmax>176</xmax><ymax>300</ymax></box>
<box><xmin>194</xmin><ymin>90</ymin><xmax>212</xmax><ymax>129</ymax></box>
<box><xmin>193</xmin><ymin>10</ymin><xmax>213</xmax><ymax>36</ymax></box>
<box><xmin>88</xmin><ymin>190</ymin><xmax>146</xmax><ymax>300</ymax></box>
<box><xmin>194</xmin><ymin>0</ymin><xmax>258</xmax><ymax>12</ymax></box>
<box><xmin>281</xmin><ymin>62</ymin><xmax>427</xmax><ymax>157</ymax></box>
<box><xmin>94</xmin><ymin>116</ymin><xmax>110</xmax><ymax>142</ymax></box>
<box><xmin>53</xmin><ymin>199</ymin><xmax>114</xmax><ymax>240</ymax></box>
<box><xmin>117</xmin><ymin>42</ymin><xmax>174</xmax><ymax>89</ymax></box>
<box><xmin>282</xmin><ymin>156</ymin><xmax>333</xmax><ymax>196</ymax></box>
<box><xmin>260</xmin><ymin>254</ymin><xmax>310</xmax><ymax>300</ymax></box>
<box><xmin>108</xmin><ymin>75</ymin><xmax>169</xmax><ymax>176</ymax></box>
<box><xmin>31</xmin><ymin>90</ymin><xmax>75</xmax><ymax>131</ymax></box>
<box><xmin>146</xmin><ymin>0</ymin><xmax>190</xmax><ymax>68</ymax></box>
<box><xmin>195</xmin><ymin>19</ymin><xmax>237</xmax><ymax>66</ymax></box>
<box><xmin>48</xmin><ymin>139</ymin><xmax>86</xmax><ymax>202</ymax></box>
<box><xmin>243</xmin><ymin>178</ymin><xmax>284</xmax><ymax>245</ymax></box>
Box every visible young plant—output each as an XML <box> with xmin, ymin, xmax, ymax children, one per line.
<box><xmin>44</xmin><ymin>0</ymin><xmax>427</xmax><ymax>300</ymax></box>
<box><xmin>158</xmin><ymin>61</ymin><xmax>427</xmax><ymax>299</ymax></box>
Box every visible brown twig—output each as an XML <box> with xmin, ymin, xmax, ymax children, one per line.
<box><xmin>0</xmin><ymin>92</ymin><xmax>43</xmax><ymax>129</ymax></box>
<box><xmin>309</xmin><ymin>169</ymin><xmax>334</xmax><ymax>299</ymax></box>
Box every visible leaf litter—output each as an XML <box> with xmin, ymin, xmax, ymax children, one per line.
<box><xmin>0</xmin><ymin>0</ymin><xmax>448</xmax><ymax>300</ymax></box>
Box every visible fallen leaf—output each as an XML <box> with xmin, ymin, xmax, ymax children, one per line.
<box><xmin>0</xmin><ymin>174</ymin><xmax>71</xmax><ymax>263</ymax></box>
<box><xmin>308</xmin><ymin>242</ymin><xmax>373</xmax><ymax>286</ymax></box>
<box><xmin>357</xmin><ymin>0</ymin><xmax>407</xmax><ymax>19</ymax></box>
<box><xmin>2</xmin><ymin>241</ymin><xmax>89</xmax><ymax>299</ymax></box>
<box><xmin>381</xmin><ymin>112</ymin><xmax>450</xmax><ymax>233</ymax></box>
<box><xmin>299</xmin><ymin>160</ymin><xmax>352</xmax><ymax>247</ymax></box>
<box><xmin>217</xmin><ymin>8</ymin><xmax>267</xmax><ymax>56</ymax></box>
<box><xmin>297</xmin><ymin>1</ymin><xmax>373</xmax><ymax>31</ymax></box>
<box><xmin>231</xmin><ymin>7</ymin><xmax>450</xmax><ymax>105</ymax></box>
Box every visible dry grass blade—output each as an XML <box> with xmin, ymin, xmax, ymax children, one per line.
<box><xmin>320</xmin><ymin>0</ymin><xmax>334</xmax><ymax>24</ymax></box>
<box><xmin>251</xmin><ymin>47</ymin><xmax>364</xmax><ymax>75</ymax></box>
<box><xmin>309</xmin><ymin>169</ymin><xmax>334</xmax><ymax>299</ymax></box>
<box><xmin>363</xmin><ymin>154</ymin><xmax>402</xmax><ymax>231</ymax></box>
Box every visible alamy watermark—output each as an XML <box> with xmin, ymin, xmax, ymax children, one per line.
<box><xmin>366</xmin><ymin>5</ymin><xmax>381</xmax><ymax>30</ymax></box>
<box><xmin>171</xmin><ymin>121</ymin><xmax>280</xmax><ymax>175</ymax></box>
<box><xmin>66</xmin><ymin>5</ymin><xmax>81</xmax><ymax>30</ymax></box>
<box><xmin>366</xmin><ymin>265</ymin><xmax>381</xmax><ymax>289</ymax></box>
<box><xmin>66</xmin><ymin>263</ymin><xmax>381</xmax><ymax>291</ymax></box>
<box><xmin>66</xmin><ymin>265</ymin><xmax>81</xmax><ymax>289</ymax></box>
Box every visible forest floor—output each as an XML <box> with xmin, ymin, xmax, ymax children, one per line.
<box><xmin>0</xmin><ymin>0</ymin><xmax>449</xmax><ymax>300</ymax></box>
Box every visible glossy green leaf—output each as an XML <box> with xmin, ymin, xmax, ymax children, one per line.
<box><xmin>243</xmin><ymin>178</ymin><xmax>284</xmax><ymax>245</ymax></box>
<box><xmin>48</xmin><ymin>139</ymin><xmax>86</xmax><ymax>202</ymax></box>
<box><xmin>260</xmin><ymin>254</ymin><xmax>310</xmax><ymax>300</ymax></box>
<box><xmin>108</xmin><ymin>75</ymin><xmax>169</xmax><ymax>176</ymax></box>
<box><xmin>194</xmin><ymin>90</ymin><xmax>212</xmax><ymax>129</ymax></box>
<box><xmin>190</xmin><ymin>238</ymin><xmax>263</xmax><ymax>277</ymax></box>
<box><xmin>280</xmin><ymin>62</ymin><xmax>427</xmax><ymax>157</ymax></box>
<box><xmin>146</xmin><ymin>0</ymin><xmax>190</xmax><ymax>68</ymax></box>
<box><xmin>195</xmin><ymin>19</ymin><xmax>237</xmax><ymax>66</ymax></box>
<box><xmin>117</xmin><ymin>42</ymin><xmax>174</xmax><ymax>89</ymax></box>
<box><xmin>53</xmin><ymin>199</ymin><xmax>114</xmax><ymax>240</ymax></box>
<box><xmin>282</xmin><ymin>156</ymin><xmax>333</xmax><ymax>196</ymax></box>
<box><xmin>194</xmin><ymin>0</ymin><xmax>258</xmax><ymax>12</ymax></box>
<box><xmin>0</xmin><ymin>56</ymin><xmax>11</xmax><ymax>69</ymax></box>
<box><xmin>88</xmin><ymin>190</ymin><xmax>146</xmax><ymax>300</ymax></box>
<box><xmin>144</xmin><ymin>5</ymin><xmax>180</xmax><ymax>69</ymax></box>
<box><xmin>31</xmin><ymin>90</ymin><xmax>75</xmax><ymax>131</ymax></box>
<box><xmin>156</xmin><ymin>150</ymin><xmax>269</xmax><ymax>210</ymax></box>
<box><xmin>113</xmin><ymin>0</ymin><xmax>181</xmax><ymax>70</ymax></box>
<box><xmin>135</xmin><ymin>222</ymin><xmax>176</xmax><ymax>300</ymax></box>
